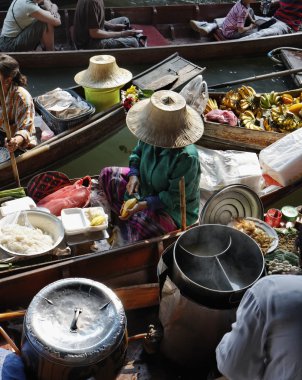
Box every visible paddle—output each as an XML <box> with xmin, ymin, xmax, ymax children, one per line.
<box><xmin>179</xmin><ymin>176</ymin><xmax>186</xmax><ymax>231</ymax></box>
<box><xmin>0</xmin><ymin>78</ymin><xmax>21</xmax><ymax>187</ymax></box>
<box><xmin>208</xmin><ymin>66</ymin><xmax>302</xmax><ymax>89</ymax></box>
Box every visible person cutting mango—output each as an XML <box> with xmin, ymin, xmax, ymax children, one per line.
<box><xmin>98</xmin><ymin>90</ymin><xmax>204</xmax><ymax>244</ymax></box>
<box><xmin>0</xmin><ymin>54</ymin><xmax>36</xmax><ymax>154</ymax></box>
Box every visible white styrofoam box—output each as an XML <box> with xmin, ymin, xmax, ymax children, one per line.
<box><xmin>83</xmin><ymin>207</ymin><xmax>108</xmax><ymax>231</ymax></box>
<box><xmin>61</xmin><ymin>207</ymin><xmax>108</xmax><ymax>235</ymax></box>
<box><xmin>0</xmin><ymin>196</ymin><xmax>36</xmax><ymax>217</ymax></box>
<box><xmin>259</xmin><ymin>128</ymin><xmax>302</xmax><ymax>186</ymax></box>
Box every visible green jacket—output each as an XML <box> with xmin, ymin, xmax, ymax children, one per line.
<box><xmin>129</xmin><ymin>141</ymin><xmax>201</xmax><ymax>227</ymax></box>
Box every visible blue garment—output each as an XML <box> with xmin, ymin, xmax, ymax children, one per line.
<box><xmin>0</xmin><ymin>349</ymin><xmax>26</xmax><ymax>380</ymax></box>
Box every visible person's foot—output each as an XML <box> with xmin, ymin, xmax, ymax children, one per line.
<box><xmin>190</xmin><ymin>20</ymin><xmax>217</xmax><ymax>36</ymax></box>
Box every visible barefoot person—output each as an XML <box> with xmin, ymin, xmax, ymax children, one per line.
<box><xmin>0</xmin><ymin>0</ymin><xmax>61</xmax><ymax>52</ymax></box>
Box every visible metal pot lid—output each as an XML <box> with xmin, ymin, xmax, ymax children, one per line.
<box><xmin>199</xmin><ymin>185</ymin><xmax>264</xmax><ymax>225</ymax></box>
<box><xmin>24</xmin><ymin>278</ymin><xmax>126</xmax><ymax>365</ymax></box>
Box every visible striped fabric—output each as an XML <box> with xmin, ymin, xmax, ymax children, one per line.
<box><xmin>221</xmin><ymin>1</ymin><xmax>250</xmax><ymax>38</ymax></box>
<box><xmin>99</xmin><ymin>167</ymin><xmax>177</xmax><ymax>243</ymax></box>
<box><xmin>0</xmin><ymin>84</ymin><xmax>35</xmax><ymax>147</ymax></box>
<box><xmin>275</xmin><ymin>0</ymin><xmax>302</xmax><ymax>31</ymax></box>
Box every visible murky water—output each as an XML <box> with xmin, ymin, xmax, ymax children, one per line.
<box><xmin>15</xmin><ymin>0</ymin><xmax>302</xmax><ymax>206</ymax></box>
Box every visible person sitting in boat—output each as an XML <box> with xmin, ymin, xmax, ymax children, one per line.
<box><xmin>216</xmin><ymin>274</ymin><xmax>302</xmax><ymax>380</ymax></box>
<box><xmin>0</xmin><ymin>0</ymin><xmax>61</xmax><ymax>52</ymax></box>
<box><xmin>98</xmin><ymin>90</ymin><xmax>204</xmax><ymax>244</ymax></box>
<box><xmin>0</xmin><ymin>54</ymin><xmax>36</xmax><ymax>153</ymax></box>
<box><xmin>73</xmin><ymin>0</ymin><xmax>145</xmax><ymax>50</ymax></box>
<box><xmin>190</xmin><ymin>0</ymin><xmax>301</xmax><ymax>40</ymax></box>
<box><xmin>190</xmin><ymin>0</ymin><xmax>258</xmax><ymax>38</ymax></box>
<box><xmin>239</xmin><ymin>0</ymin><xmax>302</xmax><ymax>40</ymax></box>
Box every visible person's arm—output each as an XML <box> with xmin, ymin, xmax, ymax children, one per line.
<box><xmin>104</xmin><ymin>21</ymin><xmax>127</xmax><ymax>31</ymax></box>
<box><xmin>89</xmin><ymin>27</ymin><xmax>139</xmax><ymax>39</ymax></box>
<box><xmin>216</xmin><ymin>289</ymin><xmax>266</xmax><ymax>380</ymax></box>
<box><xmin>158</xmin><ymin>152</ymin><xmax>200</xmax><ymax>214</ymax></box>
<box><xmin>30</xmin><ymin>6</ymin><xmax>61</xmax><ymax>27</ymax></box>
<box><xmin>40</xmin><ymin>0</ymin><xmax>60</xmax><ymax>17</ymax></box>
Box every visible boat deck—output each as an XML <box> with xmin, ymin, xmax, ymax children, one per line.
<box><xmin>279</xmin><ymin>48</ymin><xmax>302</xmax><ymax>87</ymax></box>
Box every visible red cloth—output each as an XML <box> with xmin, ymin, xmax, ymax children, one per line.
<box><xmin>131</xmin><ymin>24</ymin><xmax>170</xmax><ymax>46</ymax></box>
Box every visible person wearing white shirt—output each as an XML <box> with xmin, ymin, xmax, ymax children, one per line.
<box><xmin>216</xmin><ymin>274</ymin><xmax>302</xmax><ymax>380</ymax></box>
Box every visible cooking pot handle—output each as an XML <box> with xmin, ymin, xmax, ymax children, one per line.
<box><xmin>229</xmin><ymin>291</ymin><xmax>242</xmax><ymax>305</ymax></box>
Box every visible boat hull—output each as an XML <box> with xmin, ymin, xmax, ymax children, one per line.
<box><xmin>0</xmin><ymin>4</ymin><xmax>301</xmax><ymax>68</ymax></box>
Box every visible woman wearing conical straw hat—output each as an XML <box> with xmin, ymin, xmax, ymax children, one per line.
<box><xmin>98</xmin><ymin>90</ymin><xmax>204</xmax><ymax>245</ymax></box>
<box><xmin>0</xmin><ymin>54</ymin><xmax>36</xmax><ymax>154</ymax></box>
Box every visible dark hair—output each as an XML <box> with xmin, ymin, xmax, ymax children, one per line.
<box><xmin>0</xmin><ymin>54</ymin><xmax>27</xmax><ymax>86</ymax></box>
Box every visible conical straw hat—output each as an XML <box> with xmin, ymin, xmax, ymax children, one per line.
<box><xmin>126</xmin><ymin>90</ymin><xmax>204</xmax><ymax>148</ymax></box>
<box><xmin>74</xmin><ymin>55</ymin><xmax>132</xmax><ymax>89</ymax></box>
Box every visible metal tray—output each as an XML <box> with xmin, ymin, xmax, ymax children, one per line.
<box><xmin>199</xmin><ymin>184</ymin><xmax>264</xmax><ymax>225</ymax></box>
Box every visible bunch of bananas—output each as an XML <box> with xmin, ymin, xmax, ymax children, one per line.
<box><xmin>204</xmin><ymin>86</ymin><xmax>302</xmax><ymax>133</ymax></box>
<box><xmin>240</xmin><ymin>110</ymin><xmax>262</xmax><ymax>130</ymax></box>
<box><xmin>204</xmin><ymin>98</ymin><xmax>218</xmax><ymax>114</ymax></box>
<box><xmin>270</xmin><ymin>105</ymin><xmax>302</xmax><ymax>132</ymax></box>
<box><xmin>260</xmin><ymin>92</ymin><xmax>281</xmax><ymax>109</ymax></box>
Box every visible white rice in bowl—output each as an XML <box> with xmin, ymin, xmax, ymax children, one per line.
<box><xmin>0</xmin><ymin>224</ymin><xmax>54</xmax><ymax>255</ymax></box>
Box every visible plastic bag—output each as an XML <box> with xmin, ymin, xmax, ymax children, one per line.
<box><xmin>37</xmin><ymin>176</ymin><xmax>92</xmax><ymax>216</ymax></box>
<box><xmin>259</xmin><ymin>128</ymin><xmax>302</xmax><ymax>187</ymax></box>
<box><xmin>179</xmin><ymin>75</ymin><xmax>209</xmax><ymax>114</ymax></box>
<box><xmin>197</xmin><ymin>146</ymin><xmax>264</xmax><ymax>194</ymax></box>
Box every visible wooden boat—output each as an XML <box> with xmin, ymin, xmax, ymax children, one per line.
<box><xmin>268</xmin><ymin>47</ymin><xmax>302</xmax><ymax>88</ymax></box>
<box><xmin>0</xmin><ymin>230</ymin><xmax>221</xmax><ymax>379</ymax></box>
<box><xmin>200</xmin><ymin>87</ymin><xmax>302</xmax><ymax>153</ymax></box>
<box><xmin>0</xmin><ymin>2</ymin><xmax>302</xmax><ymax>68</ymax></box>
<box><xmin>0</xmin><ymin>53</ymin><xmax>204</xmax><ymax>188</ymax></box>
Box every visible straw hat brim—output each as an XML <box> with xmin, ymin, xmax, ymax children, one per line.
<box><xmin>74</xmin><ymin>67</ymin><xmax>132</xmax><ymax>89</ymax></box>
<box><xmin>126</xmin><ymin>96</ymin><xmax>204</xmax><ymax>148</ymax></box>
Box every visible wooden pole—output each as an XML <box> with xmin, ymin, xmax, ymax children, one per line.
<box><xmin>179</xmin><ymin>176</ymin><xmax>186</xmax><ymax>231</ymax></box>
<box><xmin>208</xmin><ymin>67</ymin><xmax>302</xmax><ymax>89</ymax></box>
<box><xmin>0</xmin><ymin>78</ymin><xmax>21</xmax><ymax>187</ymax></box>
<box><xmin>0</xmin><ymin>326</ymin><xmax>21</xmax><ymax>355</ymax></box>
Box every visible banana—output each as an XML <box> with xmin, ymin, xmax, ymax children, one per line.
<box><xmin>120</xmin><ymin>198</ymin><xmax>138</xmax><ymax>217</ymax></box>
<box><xmin>90</xmin><ymin>215</ymin><xmax>106</xmax><ymax>226</ymax></box>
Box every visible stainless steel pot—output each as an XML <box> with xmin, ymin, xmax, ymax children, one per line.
<box><xmin>21</xmin><ymin>278</ymin><xmax>127</xmax><ymax>380</ymax></box>
<box><xmin>172</xmin><ymin>225</ymin><xmax>265</xmax><ymax>309</ymax></box>
<box><xmin>0</xmin><ymin>210</ymin><xmax>65</xmax><ymax>257</ymax></box>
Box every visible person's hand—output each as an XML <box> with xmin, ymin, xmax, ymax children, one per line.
<box><xmin>5</xmin><ymin>136</ymin><xmax>23</xmax><ymax>153</ymax></box>
<box><xmin>120</xmin><ymin>29</ymin><xmax>143</xmax><ymax>37</ymax></box>
<box><xmin>126</xmin><ymin>175</ymin><xmax>140</xmax><ymax>195</ymax></box>
<box><xmin>108</xmin><ymin>23</ymin><xmax>128</xmax><ymax>31</ymax></box>
<box><xmin>119</xmin><ymin>201</ymin><xmax>147</xmax><ymax>220</ymax></box>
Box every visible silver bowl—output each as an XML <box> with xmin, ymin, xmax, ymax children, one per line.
<box><xmin>0</xmin><ymin>210</ymin><xmax>65</xmax><ymax>257</ymax></box>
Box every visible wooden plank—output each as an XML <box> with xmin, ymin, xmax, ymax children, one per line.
<box><xmin>280</xmin><ymin>49</ymin><xmax>302</xmax><ymax>87</ymax></box>
<box><xmin>115</xmin><ymin>284</ymin><xmax>159</xmax><ymax>310</ymax></box>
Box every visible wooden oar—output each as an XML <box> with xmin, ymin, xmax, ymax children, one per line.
<box><xmin>179</xmin><ymin>176</ymin><xmax>186</xmax><ymax>231</ymax></box>
<box><xmin>208</xmin><ymin>66</ymin><xmax>302</xmax><ymax>89</ymax></box>
<box><xmin>0</xmin><ymin>78</ymin><xmax>21</xmax><ymax>187</ymax></box>
<box><xmin>0</xmin><ymin>326</ymin><xmax>21</xmax><ymax>355</ymax></box>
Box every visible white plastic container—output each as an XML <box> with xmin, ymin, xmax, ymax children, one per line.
<box><xmin>259</xmin><ymin>128</ymin><xmax>302</xmax><ymax>187</ymax></box>
<box><xmin>61</xmin><ymin>207</ymin><xmax>108</xmax><ymax>235</ymax></box>
<box><xmin>0</xmin><ymin>196</ymin><xmax>36</xmax><ymax>217</ymax></box>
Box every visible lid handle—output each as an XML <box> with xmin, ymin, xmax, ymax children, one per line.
<box><xmin>70</xmin><ymin>308</ymin><xmax>82</xmax><ymax>333</ymax></box>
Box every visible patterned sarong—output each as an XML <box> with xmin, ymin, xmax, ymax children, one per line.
<box><xmin>98</xmin><ymin>167</ymin><xmax>177</xmax><ymax>243</ymax></box>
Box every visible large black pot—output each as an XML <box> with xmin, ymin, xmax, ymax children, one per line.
<box><xmin>172</xmin><ymin>225</ymin><xmax>265</xmax><ymax>309</ymax></box>
<box><xmin>21</xmin><ymin>278</ymin><xmax>127</xmax><ymax>380</ymax></box>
